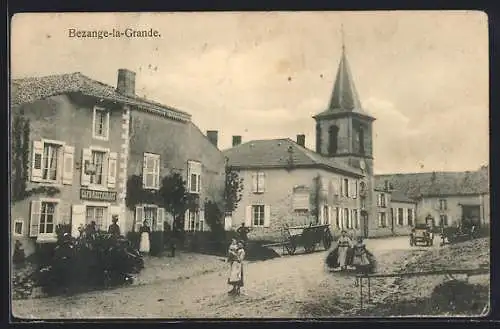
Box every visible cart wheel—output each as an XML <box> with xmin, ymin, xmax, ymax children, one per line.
<box><xmin>285</xmin><ymin>243</ymin><xmax>296</xmax><ymax>255</ymax></box>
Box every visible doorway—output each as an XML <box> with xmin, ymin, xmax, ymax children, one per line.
<box><xmin>462</xmin><ymin>205</ymin><xmax>481</xmax><ymax>227</ymax></box>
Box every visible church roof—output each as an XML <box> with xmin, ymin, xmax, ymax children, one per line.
<box><xmin>223</xmin><ymin>138</ymin><xmax>364</xmax><ymax>177</ymax></box>
<box><xmin>314</xmin><ymin>48</ymin><xmax>374</xmax><ymax>120</ymax></box>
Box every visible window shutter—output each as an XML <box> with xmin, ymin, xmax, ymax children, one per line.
<box><xmin>71</xmin><ymin>205</ymin><xmax>86</xmax><ymax>238</ymax></box>
<box><xmin>403</xmin><ymin>208</ymin><xmax>408</xmax><ymax>226</ymax></box>
<box><xmin>154</xmin><ymin>157</ymin><xmax>161</xmax><ymax>188</ymax></box>
<box><xmin>81</xmin><ymin>148</ymin><xmax>92</xmax><ymax>186</ymax></box>
<box><xmin>328</xmin><ymin>206</ymin><xmax>332</xmax><ymax>225</ymax></box>
<box><xmin>184</xmin><ymin>210</ymin><xmax>190</xmax><ymax>231</ymax></box>
<box><xmin>339</xmin><ymin>177</ymin><xmax>343</xmax><ymax>196</ymax></box>
<box><xmin>264</xmin><ymin>205</ymin><xmax>271</xmax><ymax>227</ymax></box>
<box><xmin>338</xmin><ymin>208</ymin><xmax>343</xmax><ymax>229</ymax></box>
<box><xmin>252</xmin><ymin>173</ymin><xmax>257</xmax><ymax>193</ymax></box>
<box><xmin>142</xmin><ymin>155</ymin><xmax>148</xmax><ymax>188</ymax></box>
<box><xmin>260</xmin><ymin>172</ymin><xmax>266</xmax><ymax>192</ymax></box>
<box><xmin>353</xmin><ymin>181</ymin><xmax>358</xmax><ymax>199</ymax></box>
<box><xmin>31</xmin><ymin>141</ymin><xmax>44</xmax><ymax>182</ymax></box>
<box><xmin>59</xmin><ymin>203</ymin><xmax>71</xmax><ymax>225</ymax></box>
<box><xmin>61</xmin><ymin>145</ymin><xmax>75</xmax><ymax>185</ymax></box>
<box><xmin>199</xmin><ymin>209</ymin><xmax>205</xmax><ymax>232</ymax></box>
<box><xmin>197</xmin><ymin>174</ymin><xmax>201</xmax><ymax>193</ymax></box>
<box><xmin>29</xmin><ymin>201</ymin><xmax>42</xmax><ymax>237</ymax></box>
<box><xmin>245</xmin><ymin>206</ymin><xmax>252</xmax><ymax>227</ymax></box>
<box><xmin>135</xmin><ymin>206</ymin><xmax>144</xmax><ymax>232</ymax></box>
<box><xmin>157</xmin><ymin>207</ymin><xmax>165</xmax><ymax>231</ymax></box>
<box><xmin>187</xmin><ymin>162</ymin><xmax>192</xmax><ymax>193</ymax></box>
<box><xmin>107</xmin><ymin>152</ymin><xmax>118</xmax><ymax>189</ymax></box>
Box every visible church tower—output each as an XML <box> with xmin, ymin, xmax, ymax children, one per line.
<box><xmin>313</xmin><ymin>42</ymin><xmax>376</xmax><ymax>173</ymax></box>
<box><xmin>313</xmin><ymin>32</ymin><xmax>378</xmax><ymax>237</ymax></box>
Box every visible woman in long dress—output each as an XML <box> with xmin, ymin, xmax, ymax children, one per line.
<box><xmin>337</xmin><ymin>230</ymin><xmax>353</xmax><ymax>270</ymax></box>
<box><xmin>228</xmin><ymin>241</ymin><xmax>245</xmax><ymax>295</ymax></box>
<box><xmin>139</xmin><ymin>220</ymin><xmax>151</xmax><ymax>255</ymax></box>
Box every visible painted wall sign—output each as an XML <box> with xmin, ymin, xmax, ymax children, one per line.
<box><xmin>80</xmin><ymin>188</ymin><xmax>117</xmax><ymax>202</ymax></box>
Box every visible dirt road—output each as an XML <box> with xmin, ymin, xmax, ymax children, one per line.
<box><xmin>13</xmin><ymin>236</ymin><xmax>437</xmax><ymax>319</ymax></box>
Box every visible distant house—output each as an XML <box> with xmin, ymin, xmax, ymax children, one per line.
<box><xmin>11</xmin><ymin>69</ymin><xmax>225</xmax><ymax>256</ymax></box>
<box><xmin>375</xmin><ymin>165</ymin><xmax>489</xmax><ymax>229</ymax></box>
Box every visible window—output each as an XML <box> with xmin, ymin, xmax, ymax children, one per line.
<box><xmin>86</xmin><ymin>206</ymin><xmax>108</xmax><ymax>231</ymax></box>
<box><xmin>187</xmin><ymin>161</ymin><xmax>202</xmax><ymax>194</ymax></box>
<box><xmin>335</xmin><ymin>207</ymin><xmax>340</xmax><ymax>228</ymax></box>
<box><xmin>408</xmin><ymin>209</ymin><xmax>414</xmax><ymax>226</ymax></box>
<box><xmin>42</xmin><ymin>143</ymin><xmax>61</xmax><ymax>181</ymax></box>
<box><xmin>93</xmin><ymin>107</ymin><xmax>110</xmax><ymax>140</ymax></box>
<box><xmin>90</xmin><ymin>151</ymin><xmax>106</xmax><ymax>185</ymax></box>
<box><xmin>343</xmin><ymin>179</ymin><xmax>349</xmax><ymax>197</ymax></box>
<box><xmin>344</xmin><ymin>208</ymin><xmax>349</xmax><ymax>228</ymax></box>
<box><xmin>292</xmin><ymin>187</ymin><xmax>310</xmax><ymax>211</ymax></box>
<box><xmin>398</xmin><ymin>208</ymin><xmax>404</xmax><ymax>226</ymax></box>
<box><xmin>360</xmin><ymin>197</ymin><xmax>366</xmax><ymax>209</ymax></box>
<box><xmin>186</xmin><ymin>210</ymin><xmax>204</xmax><ymax>232</ymax></box>
<box><xmin>439</xmin><ymin>199</ymin><xmax>447</xmax><ymax>211</ymax></box>
<box><xmin>378</xmin><ymin>193</ymin><xmax>387</xmax><ymax>207</ymax></box>
<box><xmin>252</xmin><ymin>171</ymin><xmax>266</xmax><ymax>193</ymax></box>
<box><xmin>352</xmin><ymin>209</ymin><xmax>358</xmax><ymax>229</ymax></box>
<box><xmin>14</xmin><ymin>219</ymin><xmax>23</xmax><ymax>236</ymax></box>
<box><xmin>439</xmin><ymin>214</ymin><xmax>448</xmax><ymax>227</ymax></box>
<box><xmin>358</xmin><ymin>127</ymin><xmax>365</xmax><ymax>154</ymax></box>
<box><xmin>328</xmin><ymin>125</ymin><xmax>339</xmax><ymax>156</ymax></box>
<box><xmin>144</xmin><ymin>206</ymin><xmax>158</xmax><ymax>230</ymax></box>
<box><xmin>40</xmin><ymin>202</ymin><xmax>57</xmax><ymax>234</ymax></box>
<box><xmin>252</xmin><ymin>205</ymin><xmax>265</xmax><ymax>226</ymax></box>
<box><xmin>143</xmin><ymin>153</ymin><xmax>161</xmax><ymax>189</ymax></box>
<box><xmin>378</xmin><ymin>212</ymin><xmax>387</xmax><ymax>228</ymax></box>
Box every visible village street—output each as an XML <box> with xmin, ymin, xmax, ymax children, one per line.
<box><xmin>13</xmin><ymin>236</ymin><xmax>444</xmax><ymax>319</ymax></box>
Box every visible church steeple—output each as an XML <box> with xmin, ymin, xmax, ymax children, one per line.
<box><xmin>328</xmin><ymin>27</ymin><xmax>362</xmax><ymax>111</ymax></box>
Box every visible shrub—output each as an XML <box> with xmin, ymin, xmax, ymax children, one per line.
<box><xmin>31</xmin><ymin>225</ymin><xmax>144</xmax><ymax>296</ymax></box>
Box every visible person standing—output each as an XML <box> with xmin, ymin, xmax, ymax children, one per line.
<box><xmin>236</xmin><ymin>223</ymin><xmax>251</xmax><ymax>245</ymax></box>
<box><xmin>228</xmin><ymin>241</ymin><xmax>245</xmax><ymax>295</ymax></box>
<box><xmin>139</xmin><ymin>220</ymin><xmax>151</xmax><ymax>256</ymax></box>
<box><xmin>108</xmin><ymin>215</ymin><xmax>121</xmax><ymax>238</ymax></box>
<box><xmin>337</xmin><ymin>230</ymin><xmax>353</xmax><ymax>271</ymax></box>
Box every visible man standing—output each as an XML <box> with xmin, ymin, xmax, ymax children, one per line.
<box><xmin>108</xmin><ymin>215</ymin><xmax>121</xmax><ymax>238</ymax></box>
<box><xmin>236</xmin><ymin>223</ymin><xmax>251</xmax><ymax>244</ymax></box>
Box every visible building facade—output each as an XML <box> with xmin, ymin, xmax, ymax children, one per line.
<box><xmin>375</xmin><ymin>166</ymin><xmax>489</xmax><ymax>230</ymax></box>
<box><xmin>11</xmin><ymin>75</ymin><xmax>127</xmax><ymax>255</ymax></box>
<box><xmin>223</xmin><ymin>137</ymin><xmax>365</xmax><ymax>241</ymax></box>
<box><xmin>11</xmin><ymin>69</ymin><xmax>226</xmax><ymax>256</ymax></box>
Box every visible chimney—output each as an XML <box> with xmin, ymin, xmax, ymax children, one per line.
<box><xmin>232</xmin><ymin>135</ymin><xmax>242</xmax><ymax>147</ymax></box>
<box><xmin>116</xmin><ymin>69</ymin><xmax>136</xmax><ymax>97</ymax></box>
<box><xmin>206</xmin><ymin>130</ymin><xmax>218</xmax><ymax>148</ymax></box>
<box><xmin>296</xmin><ymin>134</ymin><xmax>305</xmax><ymax>147</ymax></box>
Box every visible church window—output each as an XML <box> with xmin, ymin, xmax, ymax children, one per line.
<box><xmin>328</xmin><ymin>125</ymin><xmax>339</xmax><ymax>156</ymax></box>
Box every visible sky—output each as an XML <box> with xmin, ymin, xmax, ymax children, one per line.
<box><xmin>11</xmin><ymin>11</ymin><xmax>489</xmax><ymax>174</ymax></box>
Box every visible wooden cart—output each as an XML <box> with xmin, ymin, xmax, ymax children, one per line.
<box><xmin>280</xmin><ymin>224</ymin><xmax>334</xmax><ymax>255</ymax></box>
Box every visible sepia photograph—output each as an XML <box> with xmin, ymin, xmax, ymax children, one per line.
<box><xmin>10</xmin><ymin>11</ymin><xmax>489</xmax><ymax>319</ymax></box>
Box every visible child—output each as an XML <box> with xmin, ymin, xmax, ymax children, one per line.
<box><xmin>227</xmin><ymin>238</ymin><xmax>238</xmax><ymax>263</ymax></box>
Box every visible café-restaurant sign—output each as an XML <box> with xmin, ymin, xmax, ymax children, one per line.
<box><xmin>80</xmin><ymin>188</ymin><xmax>117</xmax><ymax>202</ymax></box>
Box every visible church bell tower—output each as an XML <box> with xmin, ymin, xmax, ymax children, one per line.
<box><xmin>313</xmin><ymin>27</ymin><xmax>377</xmax><ymax>237</ymax></box>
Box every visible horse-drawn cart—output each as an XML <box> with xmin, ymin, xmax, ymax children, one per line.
<box><xmin>263</xmin><ymin>224</ymin><xmax>333</xmax><ymax>255</ymax></box>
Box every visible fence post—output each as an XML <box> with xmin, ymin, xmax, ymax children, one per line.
<box><xmin>359</xmin><ymin>276</ymin><xmax>363</xmax><ymax>310</ymax></box>
<box><xmin>367</xmin><ymin>277</ymin><xmax>371</xmax><ymax>303</ymax></box>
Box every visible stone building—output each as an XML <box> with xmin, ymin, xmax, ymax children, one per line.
<box><xmin>375</xmin><ymin>165</ymin><xmax>489</xmax><ymax>229</ymax></box>
<box><xmin>11</xmin><ymin>69</ymin><xmax>225</xmax><ymax>255</ymax></box>
<box><xmin>224</xmin><ymin>46</ymin><xmax>386</xmax><ymax>240</ymax></box>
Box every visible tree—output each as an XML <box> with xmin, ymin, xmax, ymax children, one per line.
<box><xmin>310</xmin><ymin>174</ymin><xmax>323</xmax><ymax>223</ymax></box>
<box><xmin>158</xmin><ymin>172</ymin><xmax>189</xmax><ymax>233</ymax></box>
<box><xmin>224</xmin><ymin>164</ymin><xmax>244</xmax><ymax>215</ymax></box>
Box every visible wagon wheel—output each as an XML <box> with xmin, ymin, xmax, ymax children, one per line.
<box><xmin>304</xmin><ymin>243</ymin><xmax>316</xmax><ymax>253</ymax></box>
<box><xmin>285</xmin><ymin>240</ymin><xmax>297</xmax><ymax>255</ymax></box>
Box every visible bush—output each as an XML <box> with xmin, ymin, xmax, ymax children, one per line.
<box><xmin>30</xmin><ymin>226</ymin><xmax>144</xmax><ymax>296</ymax></box>
<box><xmin>430</xmin><ymin>280</ymin><xmax>489</xmax><ymax>314</ymax></box>
<box><xmin>149</xmin><ymin>231</ymin><xmax>164</xmax><ymax>256</ymax></box>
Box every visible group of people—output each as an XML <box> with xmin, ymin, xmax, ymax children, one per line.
<box><xmin>326</xmin><ymin>230</ymin><xmax>376</xmax><ymax>274</ymax></box>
